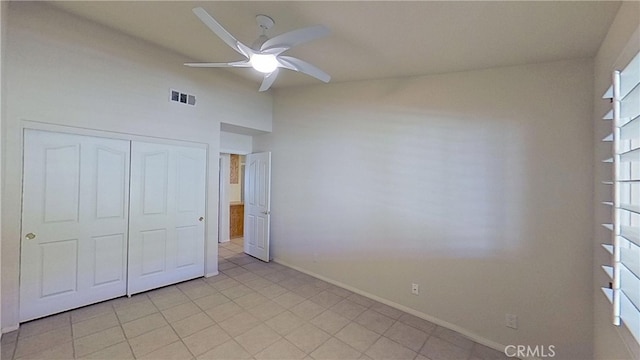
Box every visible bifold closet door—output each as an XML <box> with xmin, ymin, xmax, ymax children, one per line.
<box><xmin>20</xmin><ymin>130</ymin><xmax>130</xmax><ymax>321</ymax></box>
<box><xmin>128</xmin><ymin>141</ymin><xmax>207</xmax><ymax>295</ymax></box>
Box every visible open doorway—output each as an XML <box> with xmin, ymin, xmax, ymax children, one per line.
<box><xmin>219</xmin><ymin>129</ymin><xmax>271</xmax><ymax>262</ymax></box>
<box><xmin>218</xmin><ymin>153</ymin><xmax>245</xmax><ymax>249</ymax></box>
<box><xmin>229</xmin><ymin>154</ymin><xmax>245</xmax><ymax>247</ymax></box>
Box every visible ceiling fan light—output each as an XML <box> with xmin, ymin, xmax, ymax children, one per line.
<box><xmin>251</xmin><ymin>54</ymin><xmax>278</xmax><ymax>73</ymax></box>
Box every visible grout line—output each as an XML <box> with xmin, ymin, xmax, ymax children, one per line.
<box><xmin>120</xmin><ymin>316</ymin><xmax>136</xmax><ymax>360</ymax></box>
<box><xmin>8</xmin><ymin>333</ymin><xmax>18</xmax><ymax>360</ymax></box>
<box><xmin>171</xmin><ymin>282</ymin><xmax>219</xmax><ymax>353</ymax></box>
<box><xmin>13</xmin><ymin>242</ymin><xmax>477</xmax><ymax>360</ymax></box>
<box><xmin>68</xmin><ymin>311</ymin><xmax>76</xmax><ymax>359</ymax></box>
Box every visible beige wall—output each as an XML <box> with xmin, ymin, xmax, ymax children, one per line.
<box><xmin>1</xmin><ymin>2</ymin><xmax>271</xmax><ymax>330</ymax></box>
<box><xmin>593</xmin><ymin>2</ymin><xmax>640</xmax><ymax>359</ymax></box>
<box><xmin>3</xmin><ymin>1</ymin><xmax>636</xmax><ymax>355</ymax></box>
<box><xmin>254</xmin><ymin>58</ymin><xmax>594</xmax><ymax>359</ymax></box>
<box><xmin>220</xmin><ymin>131</ymin><xmax>253</xmax><ymax>154</ymax></box>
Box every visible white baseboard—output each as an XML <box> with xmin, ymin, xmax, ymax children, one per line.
<box><xmin>2</xmin><ymin>324</ymin><xmax>19</xmax><ymax>334</ymax></box>
<box><xmin>205</xmin><ymin>271</ymin><xmax>219</xmax><ymax>278</ymax></box>
<box><xmin>274</xmin><ymin>257</ymin><xmax>509</xmax><ymax>356</ymax></box>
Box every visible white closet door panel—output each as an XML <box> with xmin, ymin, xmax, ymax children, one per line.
<box><xmin>142</xmin><ymin>152</ymin><xmax>169</xmax><ymax>215</ymax></box>
<box><xmin>92</xmin><ymin>234</ymin><xmax>126</xmax><ymax>286</ymax></box>
<box><xmin>176</xmin><ymin>225</ymin><xmax>198</xmax><ymax>268</ymax></box>
<box><xmin>43</xmin><ymin>145</ymin><xmax>80</xmax><ymax>223</ymax></box>
<box><xmin>141</xmin><ymin>229</ymin><xmax>168</xmax><ymax>276</ymax></box>
<box><xmin>128</xmin><ymin>141</ymin><xmax>206</xmax><ymax>295</ymax></box>
<box><xmin>177</xmin><ymin>154</ymin><xmax>199</xmax><ymax>213</ymax></box>
<box><xmin>95</xmin><ymin>148</ymin><xmax>127</xmax><ymax>219</ymax></box>
<box><xmin>40</xmin><ymin>239</ymin><xmax>79</xmax><ymax>297</ymax></box>
<box><xmin>20</xmin><ymin>130</ymin><xmax>130</xmax><ymax>321</ymax></box>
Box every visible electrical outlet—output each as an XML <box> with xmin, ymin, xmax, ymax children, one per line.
<box><xmin>411</xmin><ymin>283</ymin><xmax>419</xmax><ymax>295</ymax></box>
<box><xmin>505</xmin><ymin>314</ymin><xmax>518</xmax><ymax>329</ymax></box>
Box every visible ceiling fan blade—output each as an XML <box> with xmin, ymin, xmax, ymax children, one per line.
<box><xmin>259</xmin><ymin>68</ymin><xmax>280</xmax><ymax>92</ymax></box>
<box><xmin>192</xmin><ymin>7</ymin><xmax>250</xmax><ymax>57</ymax></box>
<box><xmin>261</xmin><ymin>25</ymin><xmax>330</xmax><ymax>52</ymax></box>
<box><xmin>184</xmin><ymin>61</ymin><xmax>251</xmax><ymax>68</ymax></box>
<box><xmin>278</xmin><ymin>56</ymin><xmax>331</xmax><ymax>83</ymax></box>
<box><xmin>236</xmin><ymin>42</ymin><xmax>256</xmax><ymax>58</ymax></box>
<box><xmin>261</xmin><ymin>47</ymin><xmax>290</xmax><ymax>56</ymax></box>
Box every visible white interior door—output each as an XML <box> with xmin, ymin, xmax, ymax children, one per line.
<box><xmin>244</xmin><ymin>152</ymin><xmax>271</xmax><ymax>262</ymax></box>
<box><xmin>20</xmin><ymin>130</ymin><xmax>130</xmax><ymax>321</ymax></box>
<box><xmin>128</xmin><ymin>141</ymin><xmax>206</xmax><ymax>295</ymax></box>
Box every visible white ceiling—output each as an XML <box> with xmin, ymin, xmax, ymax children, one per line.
<box><xmin>49</xmin><ymin>1</ymin><xmax>621</xmax><ymax>89</ymax></box>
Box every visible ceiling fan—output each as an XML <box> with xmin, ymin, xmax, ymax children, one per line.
<box><xmin>185</xmin><ymin>7</ymin><xmax>331</xmax><ymax>92</ymax></box>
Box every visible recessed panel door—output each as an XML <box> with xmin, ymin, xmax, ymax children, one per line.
<box><xmin>244</xmin><ymin>152</ymin><xmax>271</xmax><ymax>262</ymax></box>
<box><xmin>20</xmin><ymin>130</ymin><xmax>130</xmax><ymax>321</ymax></box>
<box><xmin>128</xmin><ymin>141</ymin><xmax>206</xmax><ymax>295</ymax></box>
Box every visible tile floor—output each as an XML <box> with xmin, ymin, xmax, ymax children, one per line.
<box><xmin>1</xmin><ymin>238</ymin><xmax>510</xmax><ymax>360</ymax></box>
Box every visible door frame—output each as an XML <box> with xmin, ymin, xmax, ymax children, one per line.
<box><xmin>218</xmin><ymin>154</ymin><xmax>231</xmax><ymax>244</ymax></box>
<box><xmin>217</xmin><ymin>150</ymin><xmax>251</xmax><ymax>245</ymax></box>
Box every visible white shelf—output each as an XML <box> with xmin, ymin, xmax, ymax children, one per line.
<box><xmin>620</xmin><ymin>267</ymin><xmax>640</xmax><ymax>311</ymax></box>
<box><xmin>620</xmin><ymin>291</ymin><xmax>640</xmax><ymax>344</ymax></box>
<box><xmin>602</xmin><ymin>287</ymin><xmax>614</xmax><ymax>303</ymax></box>
<box><xmin>620</xmin><ymin>204</ymin><xmax>640</xmax><ymax>214</ymax></box>
<box><xmin>602</xmin><ymin>201</ymin><xmax>614</xmax><ymax>206</ymax></box>
<box><xmin>621</xmin><ymin>245</ymin><xmax>639</xmax><ymax>280</ymax></box>
<box><xmin>620</xmin><ymin>52</ymin><xmax>640</xmax><ymax>99</ymax></box>
<box><xmin>620</xmin><ymin>147</ymin><xmax>640</xmax><ymax>162</ymax></box>
<box><xmin>620</xmin><ymin>115</ymin><xmax>639</xmax><ymax>140</ymax></box>
<box><xmin>620</xmin><ymin>83</ymin><xmax>640</xmax><ymax>124</ymax></box>
<box><xmin>622</xmin><ymin>82</ymin><xmax>640</xmax><ymax>102</ymax></box>
<box><xmin>602</xmin><ymin>181</ymin><xmax>614</xmax><ymax>185</ymax></box>
<box><xmin>602</xmin><ymin>244</ymin><xmax>614</xmax><ymax>254</ymax></box>
<box><xmin>603</xmin><ymin>265</ymin><xmax>614</xmax><ymax>279</ymax></box>
<box><xmin>621</xmin><ymin>226</ymin><xmax>640</xmax><ymax>247</ymax></box>
<box><xmin>601</xmin><ymin>51</ymin><xmax>640</xmax><ymax>340</ymax></box>
<box><xmin>603</xmin><ymin>109</ymin><xmax>614</xmax><ymax>120</ymax></box>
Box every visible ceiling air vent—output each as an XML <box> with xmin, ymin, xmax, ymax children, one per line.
<box><xmin>170</xmin><ymin>89</ymin><xmax>196</xmax><ymax>106</ymax></box>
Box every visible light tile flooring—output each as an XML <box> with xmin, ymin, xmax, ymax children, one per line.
<box><xmin>1</xmin><ymin>238</ymin><xmax>510</xmax><ymax>360</ymax></box>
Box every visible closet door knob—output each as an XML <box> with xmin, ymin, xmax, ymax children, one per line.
<box><xmin>25</xmin><ymin>233</ymin><xmax>36</xmax><ymax>240</ymax></box>
<box><xmin>198</xmin><ymin>217</ymin><xmax>204</xmax><ymax>222</ymax></box>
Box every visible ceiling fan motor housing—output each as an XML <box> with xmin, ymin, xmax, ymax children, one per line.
<box><xmin>256</xmin><ymin>14</ymin><xmax>274</xmax><ymax>31</ymax></box>
<box><xmin>252</xmin><ymin>14</ymin><xmax>274</xmax><ymax>49</ymax></box>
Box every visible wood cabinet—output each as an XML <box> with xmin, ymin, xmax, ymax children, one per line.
<box><xmin>230</xmin><ymin>203</ymin><xmax>244</xmax><ymax>238</ymax></box>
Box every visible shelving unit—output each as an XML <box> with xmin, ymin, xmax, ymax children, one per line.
<box><xmin>600</xmin><ymin>51</ymin><xmax>640</xmax><ymax>345</ymax></box>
